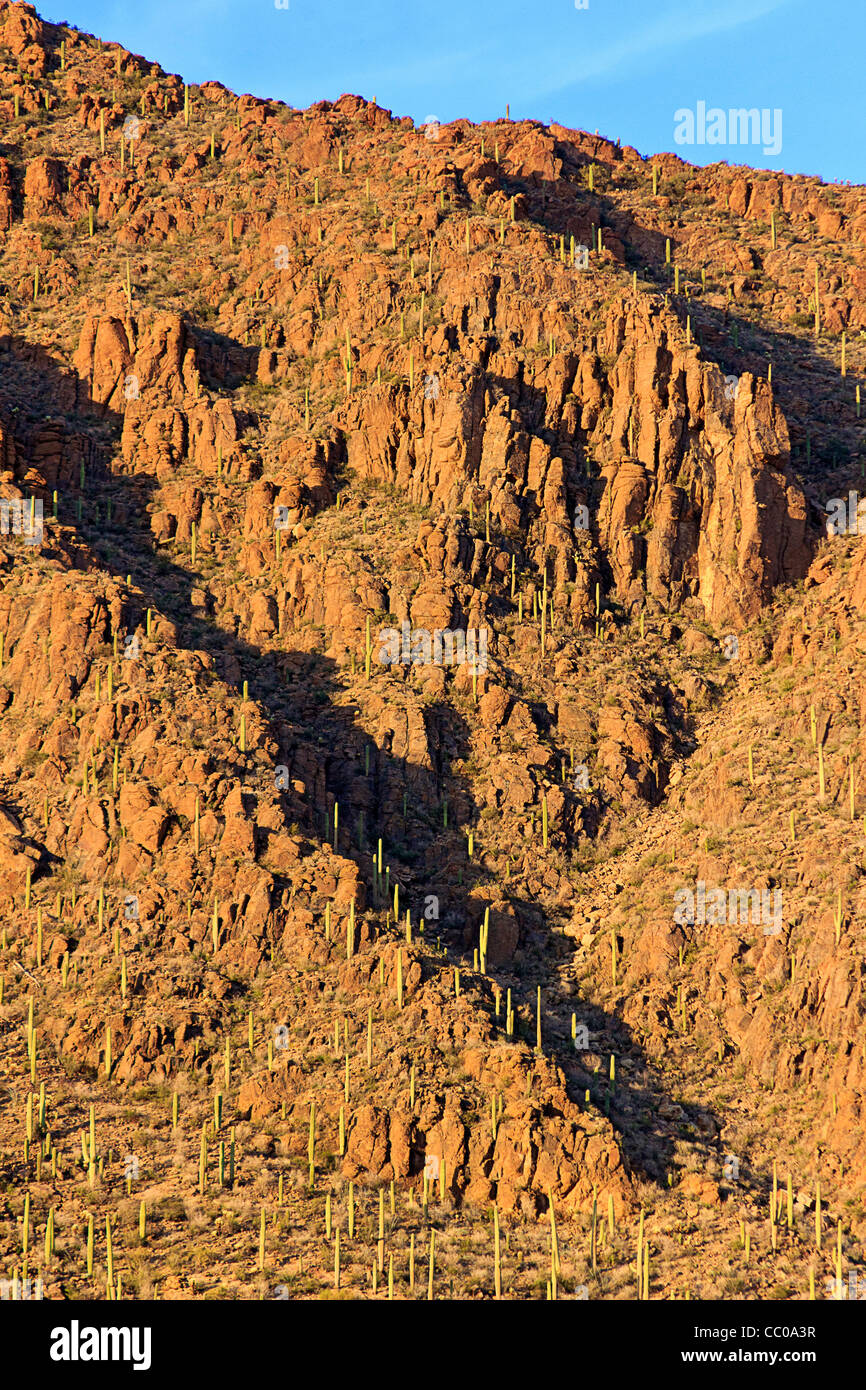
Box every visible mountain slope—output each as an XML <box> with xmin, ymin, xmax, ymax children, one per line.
<box><xmin>0</xmin><ymin>0</ymin><xmax>864</xmax><ymax>1301</ymax></box>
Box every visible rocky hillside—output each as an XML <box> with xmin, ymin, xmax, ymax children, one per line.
<box><xmin>0</xmin><ymin>0</ymin><xmax>864</xmax><ymax>1301</ymax></box>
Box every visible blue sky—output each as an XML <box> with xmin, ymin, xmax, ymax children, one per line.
<box><xmin>46</xmin><ymin>0</ymin><xmax>862</xmax><ymax>182</ymax></box>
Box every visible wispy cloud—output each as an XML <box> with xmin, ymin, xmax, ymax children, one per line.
<box><xmin>528</xmin><ymin>0</ymin><xmax>796</xmax><ymax>100</ymax></box>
